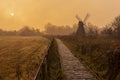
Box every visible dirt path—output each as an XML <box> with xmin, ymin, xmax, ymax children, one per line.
<box><xmin>56</xmin><ymin>39</ymin><xmax>97</xmax><ymax>80</ymax></box>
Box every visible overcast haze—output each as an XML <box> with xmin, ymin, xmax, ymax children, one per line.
<box><xmin>0</xmin><ymin>0</ymin><xmax>120</xmax><ymax>30</ymax></box>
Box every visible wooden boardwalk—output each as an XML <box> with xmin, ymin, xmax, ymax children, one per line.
<box><xmin>56</xmin><ymin>39</ymin><xmax>97</xmax><ymax>80</ymax></box>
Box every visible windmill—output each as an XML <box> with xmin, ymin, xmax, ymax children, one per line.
<box><xmin>76</xmin><ymin>14</ymin><xmax>90</xmax><ymax>37</ymax></box>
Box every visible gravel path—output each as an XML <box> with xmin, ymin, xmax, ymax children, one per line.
<box><xmin>56</xmin><ymin>39</ymin><xmax>97</xmax><ymax>80</ymax></box>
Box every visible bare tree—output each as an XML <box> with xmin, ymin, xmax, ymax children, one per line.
<box><xmin>112</xmin><ymin>15</ymin><xmax>120</xmax><ymax>39</ymax></box>
<box><xmin>101</xmin><ymin>15</ymin><xmax>120</xmax><ymax>39</ymax></box>
<box><xmin>44</xmin><ymin>23</ymin><xmax>73</xmax><ymax>35</ymax></box>
<box><xmin>17</xmin><ymin>26</ymin><xmax>41</xmax><ymax>36</ymax></box>
<box><xmin>86</xmin><ymin>23</ymin><xmax>98</xmax><ymax>38</ymax></box>
<box><xmin>101</xmin><ymin>25</ymin><xmax>113</xmax><ymax>37</ymax></box>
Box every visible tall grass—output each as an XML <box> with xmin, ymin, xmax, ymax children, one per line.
<box><xmin>61</xmin><ymin>36</ymin><xmax>120</xmax><ymax>80</ymax></box>
<box><xmin>0</xmin><ymin>36</ymin><xmax>49</xmax><ymax>80</ymax></box>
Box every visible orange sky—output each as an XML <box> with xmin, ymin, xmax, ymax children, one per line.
<box><xmin>0</xmin><ymin>0</ymin><xmax>120</xmax><ymax>31</ymax></box>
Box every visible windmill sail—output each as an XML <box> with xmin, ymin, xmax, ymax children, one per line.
<box><xmin>83</xmin><ymin>14</ymin><xmax>90</xmax><ymax>23</ymax></box>
<box><xmin>76</xmin><ymin>14</ymin><xmax>82</xmax><ymax>21</ymax></box>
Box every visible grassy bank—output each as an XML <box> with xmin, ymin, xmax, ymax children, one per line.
<box><xmin>46</xmin><ymin>39</ymin><xmax>65</xmax><ymax>80</ymax></box>
<box><xmin>60</xmin><ymin>36</ymin><xmax>120</xmax><ymax>80</ymax></box>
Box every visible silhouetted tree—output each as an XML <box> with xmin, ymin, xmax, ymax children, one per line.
<box><xmin>112</xmin><ymin>15</ymin><xmax>120</xmax><ymax>39</ymax></box>
<box><xmin>0</xmin><ymin>29</ymin><xmax>4</xmax><ymax>36</ymax></box>
<box><xmin>101</xmin><ymin>15</ymin><xmax>120</xmax><ymax>39</ymax></box>
<box><xmin>17</xmin><ymin>26</ymin><xmax>41</xmax><ymax>36</ymax></box>
<box><xmin>101</xmin><ymin>25</ymin><xmax>113</xmax><ymax>38</ymax></box>
<box><xmin>44</xmin><ymin>23</ymin><xmax>75</xmax><ymax>35</ymax></box>
<box><xmin>0</xmin><ymin>29</ymin><xmax>17</xmax><ymax>36</ymax></box>
<box><xmin>86</xmin><ymin>23</ymin><xmax>98</xmax><ymax>38</ymax></box>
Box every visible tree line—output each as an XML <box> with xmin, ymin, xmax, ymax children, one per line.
<box><xmin>0</xmin><ymin>26</ymin><xmax>42</xmax><ymax>36</ymax></box>
<box><xmin>0</xmin><ymin>15</ymin><xmax>120</xmax><ymax>39</ymax></box>
<box><xmin>101</xmin><ymin>15</ymin><xmax>120</xmax><ymax>39</ymax></box>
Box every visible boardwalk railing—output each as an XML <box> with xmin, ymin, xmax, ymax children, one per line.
<box><xmin>34</xmin><ymin>39</ymin><xmax>54</xmax><ymax>80</ymax></box>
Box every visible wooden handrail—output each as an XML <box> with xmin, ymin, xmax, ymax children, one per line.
<box><xmin>34</xmin><ymin>38</ymin><xmax>54</xmax><ymax>80</ymax></box>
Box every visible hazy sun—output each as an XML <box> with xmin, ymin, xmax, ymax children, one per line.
<box><xmin>10</xmin><ymin>12</ymin><xmax>15</xmax><ymax>16</ymax></box>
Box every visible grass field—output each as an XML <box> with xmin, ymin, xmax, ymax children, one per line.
<box><xmin>0</xmin><ymin>36</ymin><xmax>50</xmax><ymax>80</ymax></box>
<box><xmin>61</xmin><ymin>36</ymin><xmax>120</xmax><ymax>80</ymax></box>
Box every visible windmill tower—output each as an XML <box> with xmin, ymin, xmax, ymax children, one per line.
<box><xmin>76</xmin><ymin>14</ymin><xmax>90</xmax><ymax>37</ymax></box>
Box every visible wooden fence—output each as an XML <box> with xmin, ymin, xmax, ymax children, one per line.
<box><xmin>34</xmin><ymin>39</ymin><xmax>54</xmax><ymax>80</ymax></box>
